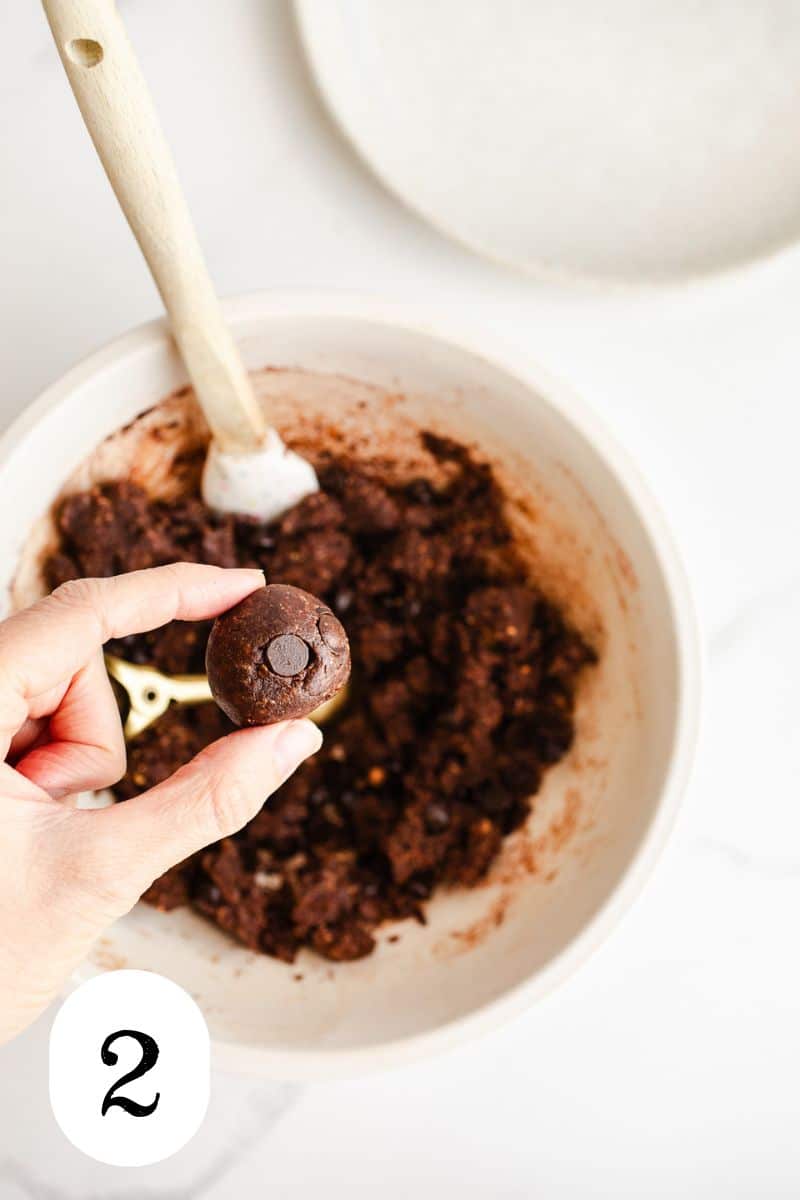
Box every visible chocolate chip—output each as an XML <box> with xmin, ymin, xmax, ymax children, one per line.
<box><xmin>265</xmin><ymin>633</ymin><xmax>310</xmax><ymax>677</ymax></box>
<box><xmin>318</xmin><ymin>610</ymin><xmax>347</xmax><ymax>654</ymax></box>
<box><xmin>197</xmin><ymin>883</ymin><xmax>221</xmax><ymax>906</ymax></box>
<box><xmin>424</xmin><ymin>801</ymin><xmax>450</xmax><ymax>832</ymax></box>
<box><xmin>405</xmin><ymin>478</ymin><xmax>437</xmax><ymax>505</ymax></box>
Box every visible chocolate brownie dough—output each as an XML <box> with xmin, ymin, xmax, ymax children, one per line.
<box><xmin>206</xmin><ymin>584</ymin><xmax>350</xmax><ymax>725</ymax></box>
<box><xmin>45</xmin><ymin>430</ymin><xmax>596</xmax><ymax>963</ymax></box>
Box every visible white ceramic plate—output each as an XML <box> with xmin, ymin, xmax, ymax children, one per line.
<box><xmin>296</xmin><ymin>0</ymin><xmax>800</xmax><ymax>282</ymax></box>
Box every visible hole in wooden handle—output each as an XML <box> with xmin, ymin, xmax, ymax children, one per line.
<box><xmin>66</xmin><ymin>38</ymin><xmax>104</xmax><ymax>68</ymax></box>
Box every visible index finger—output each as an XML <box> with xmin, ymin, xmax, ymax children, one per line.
<box><xmin>0</xmin><ymin>563</ymin><xmax>265</xmax><ymax>706</ymax></box>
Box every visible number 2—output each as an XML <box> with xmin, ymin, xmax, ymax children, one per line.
<box><xmin>100</xmin><ymin>1030</ymin><xmax>160</xmax><ymax>1118</ymax></box>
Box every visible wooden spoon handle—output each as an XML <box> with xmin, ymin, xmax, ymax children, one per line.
<box><xmin>42</xmin><ymin>0</ymin><xmax>266</xmax><ymax>453</ymax></box>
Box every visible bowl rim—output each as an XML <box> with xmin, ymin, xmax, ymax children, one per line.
<box><xmin>0</xmin><ymin>290</ymin><xmax>703</xmax><ymax>1079</ymax></box>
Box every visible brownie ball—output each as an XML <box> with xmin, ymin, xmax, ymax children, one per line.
<box><xmin>206</xmin><ymin>584</ymin><xmax>350</xmax><ymax>726</ymax></box>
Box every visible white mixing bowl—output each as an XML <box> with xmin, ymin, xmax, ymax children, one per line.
<box><xmin>0</xmin><ymin>293</ymin><xmax>700</xmax><ymax>1078</ymax></box>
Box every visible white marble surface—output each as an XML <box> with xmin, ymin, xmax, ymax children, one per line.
<box><xmin>1</xmin><ymin>1</ymin><xmax>798</xmax><ymax>1195</ymax></box>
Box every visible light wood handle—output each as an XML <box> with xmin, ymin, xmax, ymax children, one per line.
<box><xmin>42</xmin><ymin>0</ymin><xmax>266</xmax><ymax>453</ymax></box>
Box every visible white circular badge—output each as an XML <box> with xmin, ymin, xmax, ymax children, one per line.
<box><xmin>49</xmin><ymin>969</ymin><xmax>210</xmax><ymax>1166</ymax></box>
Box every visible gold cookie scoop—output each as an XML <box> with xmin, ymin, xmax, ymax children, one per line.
<box><xmin>104</xmin><ymin>655</ymin><xmax>347</xmax><ymax>741</ymax></box>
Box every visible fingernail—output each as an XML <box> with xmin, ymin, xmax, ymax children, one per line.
<box><xmin>273</xmin><ymin>719</ymin><xmax>323</xmax><ymax>776</ymax></box>
<box><xmin>236</xmin><ymin>568</ymin><xmax>266</xmax><ymax>582</ymax></box>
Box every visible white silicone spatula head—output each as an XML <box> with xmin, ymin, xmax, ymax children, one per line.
<box><xmin>41</xmin><ymin>0</ymin><xmax>318</xmax><ymax>522</ymax></box>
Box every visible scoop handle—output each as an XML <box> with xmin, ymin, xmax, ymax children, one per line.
<box><xmin>41</xmin><ymin>0</ymin><xmax>266</xmax><ymax>453</ymax></box>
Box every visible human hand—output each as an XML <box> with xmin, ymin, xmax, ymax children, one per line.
<box><xmin>0</xmin><ymin>563</ymin><xmax>322</xmax><ymax>1044</ymax></box>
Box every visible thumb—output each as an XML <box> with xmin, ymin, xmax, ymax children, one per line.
<box><xmin>87</xmin><ymin>719</ymin><xmax>322</xmax><ymax>900</ymax></box>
